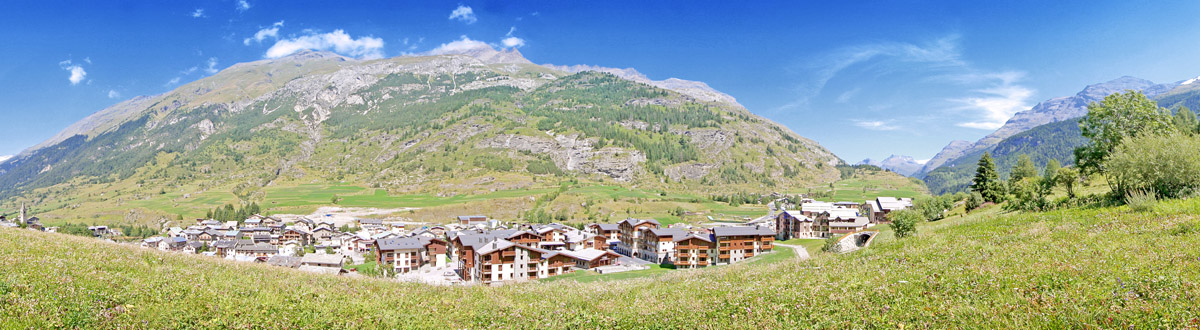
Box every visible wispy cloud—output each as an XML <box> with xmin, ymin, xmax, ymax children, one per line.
<box><xmin>166</xmin><ymin>77</ymin><xmax>181</xmax><ymax>86</ymax></box>
<box><xmin>501</xmin><ymin>26</ymin><xmax>525</xmax><ymax>48</ymax></box>
<box><xmin>852</xmin><ymin>120</ymin><xmax>900</xmax><ymax>131</ymax></box>
<box><xmin>449</xmin><ymin>5</ymin><xmax>477</xmax><ymax>24</ymax></box>
<box><xmin>264</xmin><ymin>30</ymin><xmax>384</xmax><ymax>59</ymax></box>
<box><xmin>244</xmin><ymin>21</ymin><xmax>284</xmax><ymax>45</ymax></box>
<box><xmin>780</xmin><ymin>34</ymin><xmax>964</xmax><ymax>111</ymax></box>
<box><xmin>58</xmin><ymin>59</ymin><xmax>87</xmax><ymax>85</ymax></box>
<box><xmin>236</xmin><ymin>0</ymin><xmax>250</xmax><ymax>12</ymax></box>
<box><xmin>952</xmin><ymin>75</ymin><xmax>1035</xmax><ymax>130</ymax></box>
<box><xmin>191</xmin><ymin>9</ymin><xmax>205</xmax><ymax>18</ymax></box>
<box><xmin>107</xmin><ymin>90</ymin><xmax>120</xmax><ymax>98</ymax></box>
<box><xmin>428</xmin><ymin>36</ymin><xmax>491</xmax><ymax>55</ymax></box>
<box><xmin>205</xmin><ymin>57</ymin><xmax>219</xmax><ymax>74</ymax></box>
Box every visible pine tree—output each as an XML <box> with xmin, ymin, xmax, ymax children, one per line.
<box><xmin>971</xmin><ymin>152</ymin><xmax>1004</xmax><ymax>203</ymax></box>
<box><xmin>1174</xmin><ymin>106</ymin><xmax>1199</xmax><ymax>134</ymax></box>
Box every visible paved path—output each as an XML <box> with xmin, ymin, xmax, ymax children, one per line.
<box><xmin>773</xmin><ymin>243</ymin><xmax>811</xmax><ymax>260</ymax></box>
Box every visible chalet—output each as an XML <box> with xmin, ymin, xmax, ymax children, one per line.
<box><xmin>457</xmin><ymin>215</ymin><xmax>489</xmax><ymax>226</ymax></box>
<box><xmin>637</xmin><ymin>227</ymin><xmax>688</xmax><ymax>264</ymax></box>
<box><xmin>142</xmin><ymin>237</ymin><xmax>164</xmax><ymax>248</ymax></box>
<box><xmin>615</xmin><ymin>219</ymin><xmax>660</xmax><ymax>257</ymax></box>
<box><xmin>468</xmin><ymin>240</ymin><xmax>574</xmax><ymax>284</ymax></box>
<box><xmin>800</xmin><ymin>201</ymin><xmax>835</xmax><ymax>217</ymax></box>
<box><xmin>587</xmin><ymin>223</ymin><xmax>621</xmax><ymax>241</ymax></box>
<box><xmin>814</xmin><ymin>209</ymin><xmax>869</xmax><ymax>237</ymax></box>
<box><xmin>561</xmin><ymin>249</ymin><xmax>623</xmax><ymax>269</ymax></box>
<box><xmin>421</xmin><ymin>237</ymin><xmax>449</xmax><ymax>268</ymax></box>
<box><xmin>300</xmin><ymin>254</ymin><xmax>345</xmax><ymax>269</ymax></box>
<box><xmin>159</xmin><ymin>237</ymin><xmax>188</xmax><ymax>251</ymax></box>
<box><xmin>375</xmin><ymin>237</ymin><xmax>426</xmax><ymax>274</ymax></box>
<box><xmin>213</xmin><ymin>240</ymin><xmax>238</xmax><ymax>257</ymax></box>
<box><xmin>862</xmin><ymin>197</ymin><xmax>913</xmax><ymax>223</ymax></box>
<box><xmin>312</xmin><ymin>227</ymin><xmax>335</xmax><ymax>243</ymax></box>
<box><xmin>234</xmin><ymin>242</ymin><xmax>279</xmax><ymax>259</ymax></box>
<box><xmin>281</xmin><ymin>228</ymin><xmax>310</xmax><ymax>245</ymax></box>
<box><xmin>775</xmin><ymin>210</ymin><xmax>816</xmax><ymax>240</ymax></box>
<box><xmin>713</xmin><ymin>226</ymin><xmax>775</xmax><ymax>264</ymax></box>
<box><xmin>673</xmin><ymin>234</ymin><xmax>718</xmax><ymax>269</ymax></box>
<box><xmin>183</xmin><ymin>241</ymin><xmax>205</xmax><ymax>254</ymax></box>
<box><xmin>87</xmin><ymin>225</ymin><xmax>111</xmax><ymax>237</ymax></box>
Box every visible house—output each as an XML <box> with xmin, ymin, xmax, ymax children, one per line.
<box><xmin>87</xmin><ymin>226</ymin><xmax>111</xmax><ymax>237</ymax></box>
<box><xmin>561</xmin><ymin>249</ymin><xmax>623</xmax><ymax>269</ymax></box>
<box><xmin>234</xmin><ymin>242</ymin><xmax>279</xmax><ymax>259</ymax></box>
<box><xmin>375</xmin><ymin>237</ymin><xmax>426</xmax><ymax>274</ymax></box>
<box><xmin>312</xmin><ymin>227</ymin><xmax>335</xmax><ymax>243</ymax></box>
<box><xmin>775</xmin><ymin>210</ymin><xmax>816</xmax><ymax>240</ymax></box>
<box><xmin>213</xmin><ymin>240</ymin><xmax>238</xmax><ymax>257</ymax></box>
<box><xmin>615</xmin><ymin>219</ymin><xmax>660</xmax><ymax>257</ymax></box>
<box><xmin>183</xmin><ymin>241</ymin><xmax>205</xmax><ymax>254</ymax></box>
<box><xmin>672</xmin><ymin>234</ymin><xmax>718</xmax><ymax>269</ymax></box>
<box><xmin>467</xmin><ymin>240</ymin><xmax>574</xmax><ymax>284</ymax></box>
<box><xmin>141</xmin><ymin>237</ymin><xmax>164</xmax><ymax>248</ymax></box>
<box><xmin>158</xmin><ymin>237</ymin><xmax>188</xmax><ymax>251</ymax></box>
<box><xmin>814</xmin><ymin>209</ymin><xmax>869</xmax><ymax>237</ymax></box>
<box><xmin>587</xmin><ymin>223</ymin><xmax>621</xmax><ymax>242</ymax></box>
<box><xmin>713</xmin><ymin>226</ymin><xmax>775</xmax><ymax>264</ymax></box>
<box><xmin>862</xmin><ymin>197</ymin><xmax>914</xmax><ymax>223</ymax></box>
<box><xmin>800</xmin><ymin>201</ymin><xmax>835</xmax><ymax>217</ymax></box>
<box><xmin>281</xmin><ymin>228</ymin><xmax>310</xmax><ymax>245</ymax></box>
<box><xmin>300</xmin><ymin>254</ymin><xmax>345</xmax><ymax>269</ymax></box>
<box><xmin>456</xmin><ymin>215</ymin><xmax>488</xmax><ymax>226</ymax></box>
<box><xmin>421</xmin><ymin>237</ymin><xmax>449</xmax><ymax>268</ymax></box>
<box><xmin>637</xmin><ymin>227</ymin><xmax>688</xmax><ymax>264</ymax></box>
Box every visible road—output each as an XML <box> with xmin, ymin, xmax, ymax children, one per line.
<box><xmin>773</xmin><ymin>243</ymin><xmax>811</xmax><ymax>260</ymax></box>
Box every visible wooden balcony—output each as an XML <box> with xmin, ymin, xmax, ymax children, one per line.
<box><xmin>719</xmin><ymin>253</ymin><xmax>730</xmax><ymax>259</ymax></box>
<box><xmin>501</xmin><ymin>251</ymin><xmax>516</xmax><ymax>257</ymax></box>
<box><xmin>676</xmin><ymin>253</ymin><xmax>691</xmax><ymax>258</ymax></box>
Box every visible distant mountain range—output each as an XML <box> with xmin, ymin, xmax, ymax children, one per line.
<box><xmin>920</xmin><ymin>76</ymin><xmax>1200</xmax><ymax>194</ymax></box>
<box><xmin>857</xmin><ymin>155</ymin><xmax>924</xmax><ymax>176</ymax></box>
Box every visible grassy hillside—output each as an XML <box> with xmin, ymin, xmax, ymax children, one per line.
<box><xmin>4</xmin><ymin>195</ymin><xmax>1199</xmax><ymax>328</ymax></box>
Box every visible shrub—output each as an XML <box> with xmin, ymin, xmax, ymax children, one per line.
<box><xmin>1106</xmin><ymin>133</ymin><xmax>1200</xmax><ymax>198</ymax></box>
<box><xmin>888</xmin><ymin>209</ymin><xmax>920</xmax><ymax>239</ymax></box>
<box><xmin>1125</xmin><ymin>189</ymin><xmax>1157</xmax><ymax>212</ymax></box>
<box><xmin>965</xmin><ymin>192</ymin><xmax>984</xmax><ymax>211</ymax></box>
<box><xmin>821</xmin><ymin>235</ymin><xmax>843</xmax><ymax>252</ymax></box>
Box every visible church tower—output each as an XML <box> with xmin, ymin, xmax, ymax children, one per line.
<box><xmin>19</xmin><ymin>202</ymin><xmax>26</xmax><ymax>222</ymax></box>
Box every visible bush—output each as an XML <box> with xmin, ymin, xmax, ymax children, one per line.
<box><xmin>1125</xmin><ymin>189</ymin><xmax>1157</xmax><ymax>212</ymax></box>
<box><xmin>888</xmin><ymin>209</ymin><xmax>920</xmax><ymax>239</ymax></box>
<box><xmin>821</xmin><ymin>235</ymin><xmax>843</xmax><ymax>252</ymax></box>
<box><xmin>1106</xmin><ymin>133</ymin><xmax>1200</xmax><ymax>198</ymax></box>
<box><xmin>965</xmin><ymin>192</ymin><xmax>984</xmax><ymax>211</ymax></box>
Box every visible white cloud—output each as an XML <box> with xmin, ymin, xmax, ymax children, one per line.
<box><xmin>952</xmin><ymin>78</ymin><xmax>1035</xmax><ymax>130</ymax></box>
<box><xmin>264</xmin><ymin>30</ymin><xmax>384</xmax><ymax>59</ymax></box>
<box><xmin>108</xmin><ymin>90</ymin><xmax>120</xmax><ymax>98</ymax></box>
<box><xmin>780</xmin><ymin>35</ymin><xmax>964</xmax><ymax>111</ymax></box>
<box><xmin>191</xmin><ymin>9</ymin><xmax>205</xmax><ymax>18</ymax></box>
<box><xmin>205</xmin><ymin>57</ymin><xmax>219</xmax><ymax>74</ymax></box>
<box><xmin>499</xmin><ymin>26</ymin><xmax>525</xmax><ymax>48</ymax></box>
<box><xmin>501</xmin><ymin>37</ymin><xmax>525</xmax><ymax>48</ymax></box>
<box><xmin>181</xmin><ymin>66</ymin><xmax>198</xmax><ymax>75</ymax></box>
<box><xmin>449</xmin><ymin>5</ymin><xmax>477</xmax><ymax>24</ymax></box>
<box><xmin>0</xmin><ymin>155</ymin><xmax>11</xmax><ymax>163</ymax></box>
<box><xmin>166</xmin><ymin>77</ymin><xmax>181</xmax><ymax>86</ymax></box>
<box><xmin>835</xmin><ymin>87</ymin><xmax>860</xmax><ymax>103</ymax></box>
<box><xmin>236</xmin><ymin>0</ymin><xmax>250</xmax><ymax>12</ymax></box>
<box><xmin>59</xmin><ymin>60</ymin><xmax>87</xmax><ymax>85</ymax></box>
<box><xmin>428</xmin><ymin>36</ymin><xmax>491</xmax><ymax>55</ymax></box>
<box><xmin>244</xmin><ymin>20</ymin><xmax>284</xmax><ymax>45</ymax></box>
<box><xmin>852</xmin><ymin>120</ymin><xmax>900</xmax><ymax>131</ymax></box>
<box><xmin>83</xmin><ymin>57</ymin><xmax>92</xmax><ymax>64</ymax></box>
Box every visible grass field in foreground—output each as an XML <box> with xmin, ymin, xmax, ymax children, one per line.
<box><xmin>3</xmin><ymin>194</ymin><xmax>1199</xmax><ymax>328</ymax></box>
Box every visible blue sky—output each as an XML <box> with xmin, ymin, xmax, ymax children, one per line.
<box><xmin>3</xmin><ymin>1</ymin><xmax>1200</xmax><ymax>164</ymax></box>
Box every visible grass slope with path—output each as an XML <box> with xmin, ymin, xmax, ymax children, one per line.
<box><xmin>3</xmin><ymin>193</ymin><xmax>1199</xmax><ymax>328</ymax></box>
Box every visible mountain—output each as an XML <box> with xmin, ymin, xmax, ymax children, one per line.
<box><xmin>858</xmin><ymin>154</ymin><xmax>924</xmax><ymax>176</ymax></box>
<box><xmin>921</xmin><ymin>81</ymin><xmax>1200</xmax><ymax>194</ymax></box>
<box><xmin>918</xmin><ymin>76</ymin><xmax>1177</xmax><ymax>175</ymax></box>
<box><xmin>0</xmin><ymin>48</ymin><xmax>843</xmax><ymax>218</ymax></box>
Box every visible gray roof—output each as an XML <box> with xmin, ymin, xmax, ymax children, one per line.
<box><xmin>213</xmin><ymin>240</ymin><xmax>238</xmax><ymax>249</ymax></box>
<box><xmin>267</xmin><ymin>256</ymin><xmax>302</xmax><ymax>268</ymax></box>
<box><xmin>476</xmin><ymin>239</ymin><xmax>516</xmax><ymax>255</ymax></box>
<box><xmin>619</xmin><ymin>218</ymin><xmax>661</xmax><ymax>227</ymax></box>
<box><xmin>674</xmin><ymin>233</ymin><xmax>714</xmax><ymax>243</ymax></box>
<box><xmin>457</xmin><ymin>215</ymin><xmax>487</xmax><ymax>221</ymax></box>
<box><xmin>647</xmin><ymin>228</ymin><xmax>687</xmax><ymax>238</ymax></box>
<box><xmin>300</xmin><ymin>254</ymin><xmax>344</xmax><ymax>266</ymax></box>
<box><xmin>593</xmin><ymin>223</ymin><xmax>620</xmax><ymax>231</ymax></box>
<box><xmin>237</xmin><ymin>243</ymin><xmax>279</xmax><ymax>253</ymax></box>
<box><xmin>376</xmin><ymin>237</ymin><xmax>424</xmax><ymax>251</ymax></box>
<box><xmin>713</xmin><ymin>226</ymin><xmax>775</xmax><ymax>237</ymax></box>
<box><xmin>829</xmin><ymin>217</ymin><xmax>871</xmax><ymax>228</ymax></box>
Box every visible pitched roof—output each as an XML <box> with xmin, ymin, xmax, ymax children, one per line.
<box><xmin>266</xmin><ymin>255</ymin><xmax>302</xmax><ymax>268</ymax></box>
<box><xmin>376</xmin><ymin>237</ymin><xmax>424</xmax><ymax>251</ymax></box>
<box><xmin>592</xmin><ymin>223</ymin><xmax>619</xmax><ymax>231</ymax></box>
<box><xmin>476</xmin><ymin>239</ymin><xmax>516</xmax><ymax>255</ymax></box>
<box><xmin>237</xmin><ymin>243</ymin><xmax>279</xmax><ymax>253</ymax></box>
<box><xmin>829</xmin><ymin>217</ymin><xmax>871</xmax><ymax>228</ymax></box>
<box><xmin>713</xmin><ymin>226</ymin><xmax>775</xmax><ymax>237</ymax></box>
<box><xmin>647</xmin><ymin>227</ymin><xmax>687</xmax><ymax>238</ymax></box>
<box><xmin>674</xmin><ymin>233</ymin><xmax>714</xmax><ymax>243</ymax></box>
<box><xmin>300</xmin><ymin>254</ymin><xmax>344</xmax><ymax>266</ymax></box>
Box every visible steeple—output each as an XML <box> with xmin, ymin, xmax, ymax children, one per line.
<box><xmin>19</xmin><ymin>202</ymin><xmax>25</xmax><ymax>222</ymax></box>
